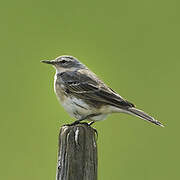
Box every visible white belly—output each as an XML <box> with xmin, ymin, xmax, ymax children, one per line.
<box><xmin>60</xmin><ymin>96</ymin><xmax>108</xmax><ymax>121</ymax></box>
<box><xmin>61</xmin><ymin>96</ymin><xmax>93</xmax><ymax>119</ymax></box>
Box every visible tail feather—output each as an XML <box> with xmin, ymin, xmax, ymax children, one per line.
<box><xmin>127</xmin><ymin>107</ymin><xmax>164</xmax><ymax>127</ymax></box>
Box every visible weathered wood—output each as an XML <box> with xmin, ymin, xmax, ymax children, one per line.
<box><xmin>56</xmin><ymin>123</ymin><xmax>98</xmax><ymax>180</ymax></box>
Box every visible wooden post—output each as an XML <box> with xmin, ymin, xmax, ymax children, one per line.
<box><xmin>56</xmin><ymin>123</ymin><xmax>98</xmax><ymax>180</ymax></box>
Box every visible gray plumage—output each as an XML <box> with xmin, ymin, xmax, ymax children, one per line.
<box><xmin>41</xmin><ymin>55</ymin><xmax>164</xmax><ymax>127</ymax></box>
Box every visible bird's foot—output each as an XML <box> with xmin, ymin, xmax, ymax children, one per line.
<box><xmin>64</xmin><ymin>120</ymin><xmax>98</xmax><ymax>138</ymax></box>
<box><xmin>64</xmin><ymin>116</ymin><xmax>93</xmax><ymax>126</ymax></box>
<box><xmin>65</xmin><ymin>120</ymin><xmax>81</xmax><ymax>126</ymax></box>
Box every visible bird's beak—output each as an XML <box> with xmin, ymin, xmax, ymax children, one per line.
<box><xmin>41</xmin><ymin>60</ymin><xmax>55</xmax><ymax>65</ymax></box>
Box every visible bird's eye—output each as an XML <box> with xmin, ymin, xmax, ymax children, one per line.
<box><xmin>61</xmin><ymin>60</ymin><xmax>67</xmax><ymax>64</ymax></box>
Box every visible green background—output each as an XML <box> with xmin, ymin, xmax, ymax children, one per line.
<box><xmin>1</xmin><ymin>0</ymin><xmax>179</xmax><ymax>179</ymax></box>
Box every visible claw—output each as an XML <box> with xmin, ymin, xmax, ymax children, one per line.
<box><xmin>65</xmin><ymin>120</ymin><xmax>81</xmax><ymax>126</ymax></box>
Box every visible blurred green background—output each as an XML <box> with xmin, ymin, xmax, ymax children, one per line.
<box><xmin>0</xmin><ymin>0</ymin><xmax>179</xmax><ymax>179</ymax></box>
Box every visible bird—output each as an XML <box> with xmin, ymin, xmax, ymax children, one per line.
<box><xmin>41</xmin><ymin>55</ymin><xmax>164</xmax><ymax>127</ymax></box>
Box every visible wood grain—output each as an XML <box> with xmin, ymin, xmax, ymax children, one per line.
<box><xmin>56</xmin><ymin>123</ymin><xmax>98</xmax><ymax>180</ymax></box>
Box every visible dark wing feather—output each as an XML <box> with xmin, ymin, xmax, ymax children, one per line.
<box><xmin>58</xmin><ymin>70</ymin><xmax>135</xmax><ymax>108</ymax></box>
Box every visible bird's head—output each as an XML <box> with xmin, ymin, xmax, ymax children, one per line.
<box><xmin>41</xmin><ymin>55</ymin><xmax>85</xmax><ymax>72</ymax></box>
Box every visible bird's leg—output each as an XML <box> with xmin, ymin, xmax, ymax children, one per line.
<box><xmin>68</xmin><ymin>113</ymin><xmax>100</xmax><ymax>126</ymax></box>
<box><xmin>66</xmin><ymin>116</ymin><xmax>98</xmax><ymax>138</ymax></box>
<box><xmin>68</xmin><ymin>116</ymin><xmax>88</xmax><ymax>126</ymax></box>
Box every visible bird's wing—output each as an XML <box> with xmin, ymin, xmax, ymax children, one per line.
<box><xmin>58</xmin><ymin>70</ymin><xmax>135</xmax><ymax>109</ymax></box>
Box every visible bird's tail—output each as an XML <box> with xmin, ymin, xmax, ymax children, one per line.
<box><xmin>127</xmin><ymin>107</ymin><xmax>164</xmax><ymax>127</ymax></box>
